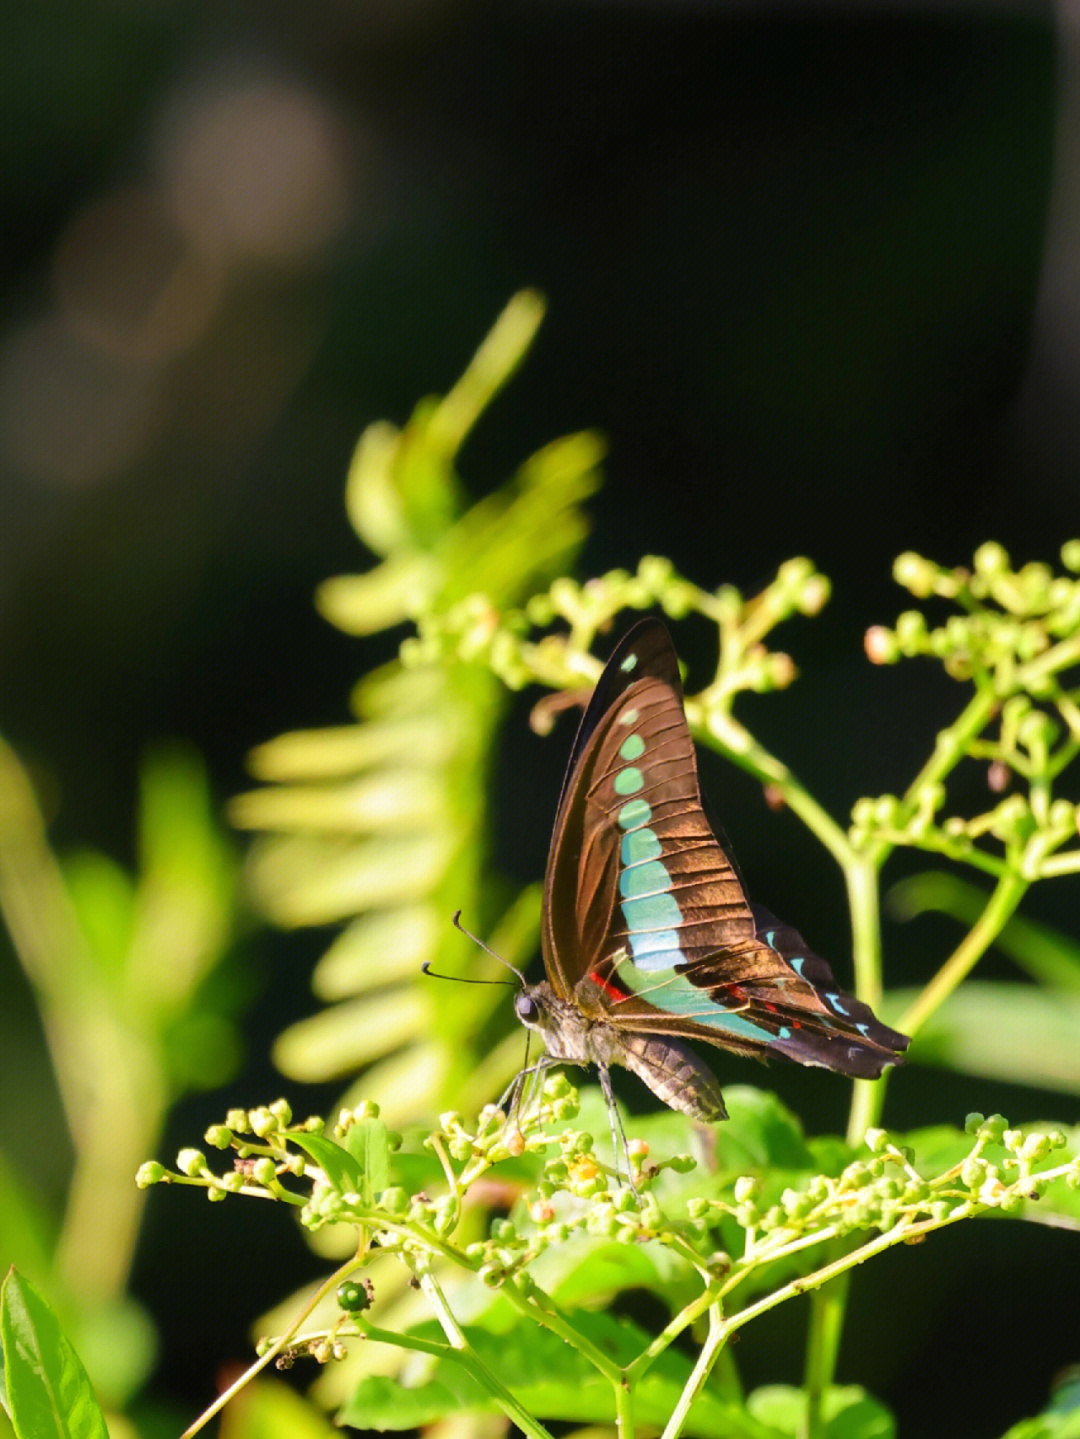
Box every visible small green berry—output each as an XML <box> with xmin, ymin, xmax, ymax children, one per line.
<box><xmin>337</xmin><ymin>1280</ymin><xmax>373</xmax><ymax>1313</ymax></box>
<box><xmin>177</xmin><ymin>1149</ymin><xmax>207</xmax><ymax>1177</ymax></box>
<box><xmin>136</xmin><ymin>1161</ymin><xmax>166</xmax><ymax>1188</ymax></box>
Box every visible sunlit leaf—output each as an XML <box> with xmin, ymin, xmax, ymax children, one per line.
<box><xmin>890</xmin><ymin>982</ymin><xmax>1080</xmax><ymax>1093</ymax></box>
<box><xmin>0</xmin><ymin>1269</ymin><xmax>107</xmax><ymax>1439</ymax></box>
<box><xmin>747</xmin><ymin>1384</ymin><xmax>895</xmax><ymax>1439</ymax></box>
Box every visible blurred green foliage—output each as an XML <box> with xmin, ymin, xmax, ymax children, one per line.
<box><xmin>231</xmin><ymin>293</ymin><xmax>604</xmax><ymax>1123</ymax></box>
<box><xmin>0</xmin><ymin>739</ymin><xmax>241</xmax><ymax>1410</ymax></box>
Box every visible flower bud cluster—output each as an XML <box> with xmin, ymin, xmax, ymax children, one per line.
<box><xmin>869</xmin><ymin>545</ymin><xmax>1080</xmax><ymax>697</ymax></box>
<box><xmin>136</xmin><ymin>1099</ymin><xmax>323</xmax><ymax>1198</ymax></box>
<box><xmin>403</xmin><ymin>557</ymin><xmax>829</xmax><ymax>720</ymax></box>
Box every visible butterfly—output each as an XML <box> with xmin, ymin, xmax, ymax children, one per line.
<box><xmin>513</xmin><ymin>618</ymin><xmax>908</xmax><ymax>1130</ymax></box>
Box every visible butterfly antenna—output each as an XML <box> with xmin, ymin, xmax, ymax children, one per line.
<box><xmin>449</xmin><ymin>910</ymin><xmax>529</xmax><ymax>985</ymax></box>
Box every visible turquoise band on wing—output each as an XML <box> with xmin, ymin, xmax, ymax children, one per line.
<box><xmin>618</xmin><ymin>962</ymin><xmax>772</xmax><ymax>1039</ymax></box>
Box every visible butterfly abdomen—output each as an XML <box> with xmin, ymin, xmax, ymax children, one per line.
<box><xmin>620</xmin><ymin>1032</ymin><xmax>728</xmax><ymax>1123</ymax></box>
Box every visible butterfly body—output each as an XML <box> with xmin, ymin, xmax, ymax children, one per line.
<box><xmin>527</xmin><ymin>618</ymin><xmax>908</xmax><ymax>1124</ymax></box>
<box><xmin>515</xmin><ymin>980</ymin><xmax>728</xmax><ymax>1122</ymax></box>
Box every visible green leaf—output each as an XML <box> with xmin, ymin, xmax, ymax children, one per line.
<box><xmin>890</xmin><ymin>982</ymin><xmax>1080</xmax><ymax>1093</ymax></box>
<box><xmin>0</xmin><ymin>1155</ymin><xmax>55</xmax><ymax>1282</ymax></box>
<box><xmin>343</xmin><ymin>1119</ymin><xmax>392</xmax><ymax>1204</ymax></box>
<box><xmin>218</xmin><ymin>1376</ymin><xmax>342</xmax><ymax>1439</ymax></box>
<box><xmin>0</xmin><ymin>1269</ymin><xmax>108</xmax><ymax>1439</ymax></box>
<box><xmin>999</xmin><ymin>1367</ymin><xmax>1080</xmax><ymax>1437</ymax></box>
<box><xmin>61</xmin><ymin>852</ymin><xmax>135</xmax><ymax>984</ymax></box>
<box><xmin>747</xmin><ymin>1384</ymin><xmax>896</xmax><ymax>1438</ymax></box>
<box><xmin>339</xmin><ymin>1370</ymin><xmax>487</xmax><ymax>1430</ymax></box>
<box><xmin>716</xmin><ymin>1087</ymin><xmax>817</xmax><ymax>1172</ymax></box>
<box><xmin>341</xmin><ymin>1314</ymin><xmax>785</xmax><ymax>1438</ymax></box>
<box><xmin>288</xmin><ymin>1133</ymin><xmax>363</xmax><ymax>1194</ymax></box>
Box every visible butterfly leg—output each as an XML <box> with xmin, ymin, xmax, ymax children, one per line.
<box><xmin>499</xmin><ymin>1055</ymin><xmax>562</xmax><ymax>1119</ymax></box>
<box><xmin>596</xmin><ymin>1062</ymin><xmax>636</xmax><ymax>1191</ymax></box>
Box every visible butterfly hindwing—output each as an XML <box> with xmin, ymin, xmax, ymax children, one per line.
<box><xmin>541</xmin><ymin>619</ymin><xmax>908</xmax><ymax>1080</ymax></box>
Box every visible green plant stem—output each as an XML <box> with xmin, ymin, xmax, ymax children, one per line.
<box><xmin>614</xmin><ymin>1374</ymin><xmax>635</xmax><ymax>1439</ymax></box>
<box><xmin>702</xmin><ymin>712</ymin><xmax>852</xmax><ymax>870</ymax></box>
<box><xmin>897</xmin><ymin>869</ymin><xmax>1029</xmax><ymax>1037</ymax></box>
<box><xmin>660</xmin><ymin>1303</ymin><xmax>725</xmax><ymax>1439</ymax></box>
<box><xmin>800</xmin><ymin>1268</ymin><xmax>849</xmax><ymax>1439</ymax></box>
<box><xmin>502</xmin><ymin>1279</ymin><xmax>624</xmax><ymax>1386</ymax></box>
<box><xmin>624</xmin><ymin>1283</ymin><xmax>721</xmax><ymax>1383</ymax></box>
<box><xmin>413</xmin><ymin>1263</ymin><xmax>556</xmax><ymax>1439</ymax></box>
<box><xmin>179</xmin><ymin>1256</ymin><xmax>361</xmax><ymax>1439</ymax></box>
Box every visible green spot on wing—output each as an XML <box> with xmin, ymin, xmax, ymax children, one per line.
<box><xmin>614</xmin><ymin>766</ymin><xmax>644</xmax><ymax>796</ymax></box>
<box><xmin>619</xmin><ymin>733</ymin><xmax>645</xmax><ymax>761</ymax></box>
<box><xmin>618</xmin><ymin>798</ymin><xmax>652</xmax><ymax>829</ymax></box>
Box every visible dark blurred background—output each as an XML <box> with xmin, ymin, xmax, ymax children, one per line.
<box><xmin>2</xmin><ymin>2</ymin><xmax>1079</xmax><ymax>1436</ymax></box>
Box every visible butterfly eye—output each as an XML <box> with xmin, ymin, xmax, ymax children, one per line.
<box><xmin>515</xmin><ymin>993</ymin><xmax>538</xmax><ymax>1022</ymax></box>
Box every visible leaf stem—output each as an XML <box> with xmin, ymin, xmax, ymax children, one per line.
<box><xmin>897</xmin><ymin>869</ymin><xmax>1029</xmax><ymax>1037</ymax></box>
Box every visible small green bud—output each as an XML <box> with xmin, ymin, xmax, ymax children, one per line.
<box><xmin>687</xmin><ymin>1197</ymin><xmax>711</xmax><ymax>1220</ymax></box>
<box><xmin>666</xmin><ymin>1153</ymin><xmax>696</xmax><ymax>1174</ymax></box>
<box><xmin>249</xmin><ymin>1108</ymin><xmax>277</xmax><ymax>1138</ymax></box>
<box><xmin>479</xmin><ymin>1264</ymin><xmax>505</xmax><ymax>1289</ymax></box>
<box><xmin>303</xmin><ymin>1115</ymin><xmax>325</xmax><ymax>1132</ymax></box>
<box><xmin>864</xmin><ymin>1129</ymin><xmax>889</xmax><ymax>1154</ymax></box>
<box><xmin>491</xmin><ymin>1218</ymin><xmax>518</xmax><ymax>1241</ymax></box>
<box><xmin>542</xmin><ymin>1072</ymin><xmax>573</xmax><ymax>1100</ymax></box>
<box><xmin>1061</xmin><ymin>540</ymin><xmax>1080</xmax><ymax>572</ymax></box>
<box><xmin>205</xmin><ymin>1125</ymin><xmax>233</xmax><ymax>1150</ymax></box>
<box><xmin>961</xmin><ymin>1158</ymin><xmax>987</xmax><ymax>1189</ymax></box>
<box><xmin>378</xmin><ymin>1187</ymin><xmax>409</xmax><ymax>1216</ymax></box>
<box><xmin>1021</xmin><ymin>1133</ymin><xmax>1053</xmax><ymax>1163</ymax></box>
<box><xmin>930</xmin><ymin>1201</ymin><xmax>951</xmax><ymax>1223</ymax></box>
<box><xmin>136</xmin><ymin>1160</ymin><xmax>166</xmax><ymax>1188</ymax></box>
<box><xmin>733</xmin><ymin>1176</ymin><xmax>759</xmax><ymax>1203</ymax></box>
<box><xmin>873</xmin><ymin>795</ymin><xmax>900</xmax><ymax>827</ymax></box>
<box><xmin>252</xmin><ymin>1157</ymin><xmax>277</xmax><ymax>1188</ymax></box>
<box><xmin>177</xmin><ymin>1149</ymin><xmax>207</xmax><ymax>1177</ymax></box>
<box><xmin>973</xmin><ymin>542</ymin><xmax>1009</xmax><ymax>577</ymax></box>
<box><xmin>225</xmin><ymin>1108</ymin><xmax>250</xmax><ymax>1132</ymax></box>
<box><xmin>979</xmin><ymin>1114</ymin><xmax>1008</xmax><ymax>1144</ymax></box>
<box><xmin>1049</xmin><ymin>800</ymin><xmax>1076</xmax><ymax>831</ymax></box>
<box><xmin>765</xmin><ymin>652</ymin><xmax>797</xmax><ymax>690</ymax></box>
<box><xmin>705</xmin><ymin>1251</ymin><xmax>732</xmax><ymax>1278</ymax></box>
<box><xmin>851</xmin><ymin>797</ymin><xmax>876</xmax><ymax>828</ymax></box>
<box><xmin>355</xmin><ymin>1100</ymin><xmax>381</xmax><ymax>1121</ymax></box>
<box><xmin>207</xmin><ymin>1184</ymin><xmax>227</xmax><ymax>1202</ymax></box>
<box><xmin>432</xmin><ymin>1198</ymin><xmax>458</xmax><ymax>1236</ymax></box>
<box><xmin>526</xmin><ymin>593</ymin><xmax>555</xmax><ymax>625</ymax></box>
<box><xmin>776</xmin><ymin>556</ymin><xmax>815</xmax><ymax>591</ymax></box>
<box><xmin>221</xmin><ymin>1171</ymin><xmax>244</xmax><ymax>1192</ymax></box>
<box><xmin>894</xmin><ymin>551</ymin><xmax>938</xmax><ymax>598</ymax></box>
<box><xmin>894</xmin><ymin>610</ymin><xmax>929</xmax><ymax>651</ymax></box>
<box><xmin>1002</xmin><ymin>1129</ymin><xmax>1023</xmax><ymax>1153</ymax></box>
<box><xmin>964</xmin><ymin>1112</ymin><xmax>986</xmax><ymax>1135</ymax></box>
<box><xmin>736</xmin><ymin>1202</ymin><xmax>761</xmax><ymax>1229</ymax></box>
<box><xmin>270</xmin><ymin>1099</ymin><xmax>293</xmax><ymax>1125</ymax></box>
<box><xmin>798</xmin><ymin>574</ymin><xmax>830</xmax><ymax>616</ymax></box>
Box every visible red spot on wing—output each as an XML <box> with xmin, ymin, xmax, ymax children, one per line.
<box><xmin>589</xmin><ymin>969</ymin><xmax>628</xmax><ymax>1004</ymax></box>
